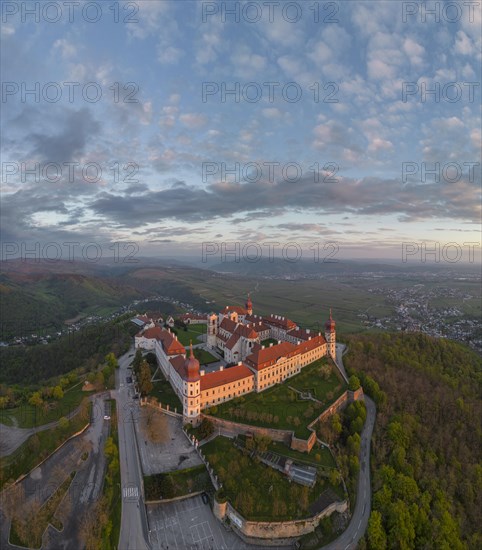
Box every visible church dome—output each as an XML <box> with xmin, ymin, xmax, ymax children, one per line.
<box><xmin>185</xmin><ymin>342</ymin><xmax>200</xmax><ymax>381</ymax></box>
<box><xmin>325</xmin><ymin>309</ymin><xmax>336</xmax><ymax>332</ymax></box>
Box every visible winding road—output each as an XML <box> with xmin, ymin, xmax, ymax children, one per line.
<box><xmin>322</xmin><ymin>344</ymin><xmax>377</xmax><ymax>549</ymax></box>
<box><xmin>0</xmin><ymin>398</ymin><xmax>87</xmax><ymax>458</ymax></box>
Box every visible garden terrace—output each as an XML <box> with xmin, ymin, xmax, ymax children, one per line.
<box><xmin>201</xmin><ymin>436</ymin><xmax>343</xmax><ymax>522</ymax></box>
<box><xmin>207</xmin><ymin>359</ymin><xmax>346</xmax><ymax>439</ymax></box>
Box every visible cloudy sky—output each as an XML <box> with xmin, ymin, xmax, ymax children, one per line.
<box><xmin>1</xmin><ymin>0</ymin><xmax>481</xmax><ymax>264</ymax></box>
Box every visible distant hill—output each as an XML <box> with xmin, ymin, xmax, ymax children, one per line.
<box><xmin>0</xmin><ymin>265</ymin><xmax>142</xmax><ymax>340</ymax></box>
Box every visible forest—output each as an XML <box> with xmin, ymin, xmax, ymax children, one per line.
<box><xmin>343</xmin><ymin>333</ymin><xmax>481</xmax><ymax>550</ymax></box>
<box><xmin>0</xmin><ymin>317</ymin><xmax>136</xmax><ymax>386</ymax></box>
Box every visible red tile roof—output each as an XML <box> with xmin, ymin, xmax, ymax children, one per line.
<box><xmin>219</xmin><ymin>317</ymin><xmax>238</xmax><ymax>333</ymax></box>
<box><xmin>295</xmin><ymin>334</ymin><xmax>326</xmax><ymax>353</ymax></box>
<box><xmin>234</xmin><ymin>324</ymin><xmax>259</xmax><ymax>339</ymax></box>
<box><xmin>245</xmin><ymin>341</ymin><xmax>297</xmax><ymax>371</ymax></box>
<box><xmin>137</xmin><ymin>326</ymin><xmax>163</xmax><ymax>340</ymax></box>
<box><xmin>139</xmin><ymin>327</ymin><xmax>184</xmax><ymax>356</ymax></box>
<box><xmin>170</xmin><ymin>355</ymin><xmax>186</xmax><ymax>378</ymax></box>
<box><xmin>217</xmin><ymin>332</ymin><xmax>230</xmax><ymax>343</ymax></box>
<box><xmin>180</xmin><ymin>313</ymin><xmax>207</xmax><ymax>322</ymax></box>
<box><xmin>200</xmin><ymin>364</ymin><xmax>254</xmax><ymax>391</ymax></box>
<box><xmin>225</xmin><ymin>333</ymin><xmax>241</xmax><ymax>350</ymax></box>
<box><xmin>222</xmin><ymin>305</ymin><xmax>247</xmax><ymax>315</ymax></box>
<box><xmin>287</xmin><ymin>328</ymin><xmax>314</xmax><ymax>341</ymax></box>
<box><xmin>263</xmin><ymin>314</ymin><xmax>297</xmax><ymax>330</ymax></box>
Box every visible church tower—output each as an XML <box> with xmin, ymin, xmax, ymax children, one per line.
<box><xmin>324</xmin><ymin>309</ymin><xmax>336</xmax><ymax>359</ymax></box>
<box><xmin>207</xmin><ymin>313</ymin><xmax>218</xmax><ymax>349</ymax></box>
<box><xmin>245</xmin><ymin>293</ymin><xmax>253</xmax><ymax>315</ymax></box>
<box><xmin>183</xmin><ymin>343</ymin><xmax>201</xmax><ymax>425</ymax></box>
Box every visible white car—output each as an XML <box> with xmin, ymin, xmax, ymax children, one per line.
<box><xmin>104</xmin><ymin>415</ymin><xmax>111</xmax><ymax>420</ymax></box>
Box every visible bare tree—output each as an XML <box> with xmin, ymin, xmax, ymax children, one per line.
<box><xmin>142</xmin><ymin>408</ymin><xmax>170</xmax><ymax>444</ymax></box>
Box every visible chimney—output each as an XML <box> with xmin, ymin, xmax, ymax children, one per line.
<box><xmin>200</xmin><ymin>370</ymin><xmax>205</xmax><ymax>376</ymax></box>
<box><xmin>238</xmin><ymin>361</ymin><xmax>242</xmax><ymax>366</ymax></box>
<box><xmin>278</xmin><ymin>340</ymin><xmax>281</xmax><ymax>344</ymax></box>
<box><xmin>270</xmin><ymin>343</ymin><xmax>273</xmax><ymax>347</ymax></box>
<box><xmin>308</xmin><ymin>336</ymin><xmax>311</xmax><ymax>341</ymax></box>
<box><xmin>306</xmin><ymin>329</ymin><xmax>310</xmax><ymax>334</ymax></box>
<box><xmin>262</xmin><ymin>345</ymin><xmax>265</xmax><ymax>349</ymax></box>
<box><xmin>219</xmin><ymin>366</ymin><xmax>224</xmax><ymax>371</ymax></box>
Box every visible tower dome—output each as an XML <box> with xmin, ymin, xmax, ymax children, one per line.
<box><xmin>185</xmin><ymin>342</ymin><xmax>200</xmax><ymax>381</ymax></box>
<box><xmin>325</xmin><ymin>308</ymin><xmax>336</xmax><ymax>332</ymax></box>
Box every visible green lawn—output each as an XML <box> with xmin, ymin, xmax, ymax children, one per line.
<box><xmin>151</xmin><ymin>376</ymin><xmax>183</xmax><ymax>413</ymax></box>
<box><xmin>209</xmin><ymin>360</ymin><xmax>346</xmax><ymax>439</ymax></box>
<box><xmin>202</xmin><ymin>436</ymin><xmax>343</xmax><ymax>521</ymax></box>
<box><xmin>0</xmin><ymin>382</ymin><xmax>94</xmax><ymax>429</ymax></box>
<box><xmin>144</xmin><ymin>464</ymin><xmax>213</xmax><ymax>501</ymax></box>
<box><xmin>288</xmin><ymin>358</ymin><xmax>344</xmax><ymax>405</ymax></box>
<box><xmin>176</xmin><ymin>324</ymin><xmax>206</xmax><ymax>346</ymax></box>
<box><xmin>261</xmin><ymin>338</ymin><xmax>279</xmax><ymax>347</ymax></box>
<box><xmin>0</xmin><ymin>400</ymin><xmax>91</xmax><ymax>490</ymax></box>
<box><xmin>193</xmin><ymin>348</ymin><xmax>218</xmax><ymax>365</ymax></box>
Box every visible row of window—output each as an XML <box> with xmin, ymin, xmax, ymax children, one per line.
<box><xmin>201</xmin><ymin>385</ymin><xmax>252</xmax><ymax>407</ymax></box>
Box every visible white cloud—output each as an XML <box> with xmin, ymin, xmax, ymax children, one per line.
<box><xmin>403</xmin><ymin>38</ymin><xmax>425</xmax><ymax>66</ymax></box>
<box><xmin>127</xmin><ymin>0</ymin><xmax>171</xmax><ymax>39</ymax></box>
<box><xmin>0</xmin><ymin>24</ymin><xmax>15</xmax><ymax>37</ymax></box>
<box><xmin>262</xmin><ymin>108</ymin><xmax>282</xmax><ymax>119</ymax></box>
<box><xmin>158</xmin><ymin>46</ymin><xmax>184</xmax><ymax>65</ymax></box>
<box><xmin>231</xmin><ymin>45</ymin><xmax>267</xmax><ymax>78</ymax></box>
<box><xmin>179</xmin><ymin>113</ymin><xmax>207</xmax><ymax>128</ymax></box>
<box><xmin>368</xmin><ymin>138</ymin><xmax>393</xmax><ymax>153</ymax></box>
<box><xmin>454</xmin><ymin>31</ymin><xmax>474</xmax><ymax>56</ymax></box>
<box><xmin>53</xmin><ymin>38</ymin><xmax>76</xmax><ymax>59</ymax></box>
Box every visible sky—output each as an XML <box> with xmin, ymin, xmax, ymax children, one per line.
<box><xmin>1</xmin><ymin>0</ymin><xmax>481</xmax><ymax>265</ymax></box>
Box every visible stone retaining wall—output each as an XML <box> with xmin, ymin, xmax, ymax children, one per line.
<box><xmin>203</xmin><ymin>388</ymin><xmax>364</xmax><ymax>453</ymax></box>
<box><xmin>223</xmin><ymin>500</ymin><xmax>348</xmax><ymax>539</ymax></box>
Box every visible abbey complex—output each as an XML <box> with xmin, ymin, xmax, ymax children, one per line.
<box><xmin>134</xmin><ymin>297</ymin><xmax>336</xmax><ymax>425</ymax></box>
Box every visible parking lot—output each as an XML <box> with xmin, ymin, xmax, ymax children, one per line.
<box><xmin>147</xmin><ymin>494</ymin><xmax>266</xmax><ymax>550</ymax></box>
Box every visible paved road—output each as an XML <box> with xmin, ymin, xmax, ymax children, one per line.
<box><xmin>0</xmin><ymin>393</ymin><xmax>110</xmax><ymax>549</ymax></box>
<box><xmin>0</xmin><ymin>397</ymin><xmax>87</xmax><ymax>457</ymax></box>
<box><xmin>116</xmin><ymin>346</ymin><xmax>151</xmax><ymax>550</ymax></box>
<box><xmin>322</xmin><ymin>345</ymin><xmax>376</xmax><ymax>550</ymax></box>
